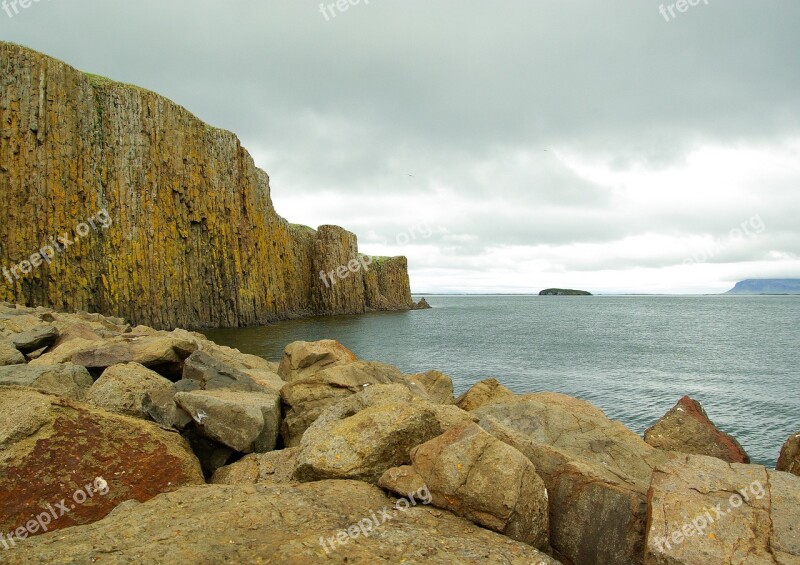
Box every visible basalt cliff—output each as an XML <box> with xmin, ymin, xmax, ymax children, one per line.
<box><xmin>0</xmin><ymin>42</ymin><xmax>422</xmax><ymax>329</ymax></box>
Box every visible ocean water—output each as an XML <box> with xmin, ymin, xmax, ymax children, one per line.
<box><xmin>204</xmin><ymin>295</ymin><xmax>799</xmax><ymax>467</ymax></box>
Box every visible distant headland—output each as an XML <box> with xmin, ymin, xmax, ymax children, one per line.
<box><xmin>725</xmin><ymin>279</ymin><xmax>800</xmax><ymax>295</ymax></box>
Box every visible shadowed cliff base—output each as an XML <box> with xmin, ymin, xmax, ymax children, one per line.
<box><xmin>0</xmin><ymin>42</ymin><xmax>421</xmax><ymax>330</ymax></box>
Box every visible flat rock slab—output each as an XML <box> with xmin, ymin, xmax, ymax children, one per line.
<box><xmin>9</xmin><ymin>325</ymin><xmax>59</xmax><ymax>354</ymax></box>
<box><xmin>1</xmin><ymin>481</ymin><xmax>562</xmax><ymax>564</ymax></box>
<box><xmin>0</xmin><ymin>363</ymin><xmax>93</xmax><ymax>400</ymax></box>
<box><xmin>646</xmin><ymin>453</ymin><xmax>800</xmax><ymax>564</ymax></box>
<box><xmin>0</xmin><ymin>387</ymin><xmax>204</xmax><ymax>539</ymax></box>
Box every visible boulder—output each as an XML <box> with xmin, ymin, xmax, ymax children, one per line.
<box><xmin>141</xmin><ymin>382</ymin><xmax>197</xmax><ymax>430</ymax></box>
<box><xmin>29</xmin><ymin>337</ymin><xmax>101</xmax><ymax>366</ymax></box>
<box><xmin>278</xmin><ymin>339</ymin><xmax>358</xmax><ymax>382</ymax></box>
<box><xmin>71</xmin><ymin>331</ymin><xmax>198</xmax><ymax>378</ymax></box>
<box><xmin>380</xmin><ymin>422</ymin><xmax>549</xmax><ymax>548</ymax></box>
<box><xmin>280</xmin><ymin>360</ymin><xmax>429</xmax><ymax>447</ymax></box>
<box><xmin>85</xmin><ymin>363</ymin><xmax>173</xmax><ymax>419</ymax></box>
<box><xmin>0</xmin><ymin>337</ymin><xmax>24</xmax><ymax>366</ymax></box>
<box><xmin>180</xmin><ymin>427</ymin><xmax>236</xmax><ymax>479</ymax></box>
<box><xmin>211</xmin><ymin>447</ymin><xmax>300</xmax><ymax>485</ymax></box>
<box><xmin>645</xmin><ymin>453</ymin><xmax>800</xmax><ymax>564</ymax></box>
<box><xmin>777</xmin><ymin>432</ymin><xmax>800</xmax><ymax>476</ymax></box>
<box><xmin>0</xmin><ymin>363</ymin><xmax>93</xmax><ymax>400</ymax></box>
<box><xmin>456</xmin><ymin>377</ymin><xmax>515</xmax><ymax>411</ymax></box>
<box><xmin>405</xmin><ymin>369</ymin><xmax>455</xmax><ymax>404</ymax></box>
<box><xmin>475</xmin><ymin>393</ymin><xmax>667</xmax><ymax>565</ymax></box>
<box><xmin>1</xmin><ymin>481</ymin><xmax>560</xmax><ymax>564</ymax></box>
<box><xmin>174</xmin><ymin>390</ymin><xmax>281</xmax><ymax>453</ymax></box>
<box><xmin>0</xmin><ymin>387</ymin><xmax>204</xmax><ymax>539</ymax></box>
<box><xmin>293</xmin><ymin>387</ymin><xmax>472</xmax><ymax>484</ymax></box>
<box><xmin>9</xmin><ymin>325</ymin><xmax>59</xmax><ymax>354</ymax></box>
<box><xmin>182</xmin><ymin>350</ymin><xmax>270</xmax><ymax>392</ymax></box>
<box><xmin>644</xmin><ymin>396</ymin><xmax>750</xmax><ymax>463</ymax></box>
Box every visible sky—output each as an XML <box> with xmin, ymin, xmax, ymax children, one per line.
<box><xmin>2</xmin><ymin>1</ymin><xmax>799</xmax><ymax>294</ymax></box>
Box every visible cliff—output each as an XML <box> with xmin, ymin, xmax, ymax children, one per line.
<box><xmin>725</xmin><ymin>279</ymin><xmax>800</xmax><ymax>295</ymax></box>
<box><xmin>0</xmin><ymin>42</ymin><xmax>418</xmax><ymax>329</ymax></box>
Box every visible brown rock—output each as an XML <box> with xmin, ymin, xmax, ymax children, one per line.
<box><xmin>211</xmin><ymin>447</ymin><xmax>300</xmax><ymax>485</ymax></box>
<box><xmin>381</xmin><ymin>422</ymin><xmax>549</xmax><ymax>548</ymax></box>
<box><xmin>71</xmin><ymin>331</ymin><xmax>198</xmax><ymax>377</ymax></box>
<box><xmin>277</xmin><ymin>339</ymin><xmax>358</xmax><ymax>382</ymax></box>
<box><xmin>86</xmin><ymin>362</ymin><xmax>173</xmax><ymax>419</ymax></box>
<box><xmin>456</xmin><ymin>377</ymin><xmax>515</xmax><ymax>411</ymax></box>
<box><xmin>645</xmin><ymin>453</ymin><xmax>800</xmax><ymax>564</ymax></box>
<box><xmin>475</xmin><ymin>393</ymin><xmax>667</xmax><ymax>565</ymax></box>
<box><xmin>644</xmin><ymin>396</ymin><xmax>750</xmax><ymax>463</ymax></box>
<box><xmin>1</xmin><ymin>481</ymin><xmax>561</xmax><ymax>564</ymax></box>
<box><xmin>0</xmin><ymin>387</ymin><xmax>204</xmax><ymax>539</ymax></box>
<box><xmin>279</xmin><ymin>360</ymin><xmax>428</xmax><ymax>446</ymax></box>
<box><xmin>405</xmin><ymin>369</ymin><xmax>455</xmax><ymax>404</ymax></box>
<box><xmin>777</xmin><ymin>432</ymin><xmax>800</xmax><ymax>476</ymax></box>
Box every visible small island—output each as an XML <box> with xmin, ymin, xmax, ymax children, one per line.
<box><xmin>539</xmin><ymin>288</ymin><xmax>593</xmax><ymax>296</ymax></box>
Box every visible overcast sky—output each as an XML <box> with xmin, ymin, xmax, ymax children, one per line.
<box><xmin>3</xmin><ymin>1</ymin><xmax>799</xmax><ymax>293</ymax></box>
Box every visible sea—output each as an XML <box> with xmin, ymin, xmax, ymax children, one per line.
<box><xmin>204</xmin><ymin>295</ymin><xmax>799</xmax><ymax>467</ymax></box>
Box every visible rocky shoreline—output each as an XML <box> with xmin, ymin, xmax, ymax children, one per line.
<box><xmin>1</xmin><ymin>301</ymin><xmax>798</xmax><ymax>564</ymax></box>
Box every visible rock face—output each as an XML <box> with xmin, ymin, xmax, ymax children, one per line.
<box><xmin>0</xmin><ymin>42</ymin><xmax>419</xmax><ymax>330</ymax></box>
<box><xmin>380</xmin><ymin>422</ymin><xmax>549</xmax><ymax>549</ymax></box>
<box><xmin>645</xmin><ymin>453</ymin><xmax>800</xmax><ymax>564</ymax></box>
<box><xmin>475</xmin><ymin>393</ymin><xmax>667</xmax><ymax>565</ymax></box>
<box><xmin>0</xmin><ymin>387</ymin><xmax>204</xmax><ymax>538</ymax></box>
<box><xmin>777</xmin><ymin>433</ymin><xmax>800</xmax><ymax>476</ymax></box>
<box><xmin>644</xmin><ymin>396</ymin><xmax>750</xmax><ymax>463</ymax></box>
<box><xmin>1</xmin><ymin>481</ymin><xmax>560</xmax><ymax>564</ymax></box>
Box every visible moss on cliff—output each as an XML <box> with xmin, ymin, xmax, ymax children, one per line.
<box><xmin>0</xmin><ymin>42</ymin><xmax>419</xmax><ymax>329</ymax></box>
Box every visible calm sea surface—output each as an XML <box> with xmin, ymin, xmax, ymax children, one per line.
<box><xmin>205</xmin><ymin>295</ymin><xmax>799</xmax><ymax>467</ymax></box>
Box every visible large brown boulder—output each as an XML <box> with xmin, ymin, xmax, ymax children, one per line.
<box><xmin>777</xmin><ymin>432</ymin><xmax>800</xmax><ymax>476</ymax></box>
<box><xmin>1</xmin><ymin>481</ymin><xmax>561</xmax><ymax>564</ymax></box>
<box><xmin>645</xmin><ymin>453</ymin><xmax>800</xmax><ymax>564</ymax></box>
<box><xmin>278</xmin><ymin>339</ymin><xmax>358</xmax><ymax>383</ymax></box>
<box><xmin>293</xmin><ymin>384</ymin><xmax>472</xmax><ymax>484</ymax></box>
<box><xmin>280</xmin><ymin>360</ymin><xmax>429</xmax><ymax>446</ymax></box>
<box><xmin>644</xmin><ymin>396</ymin><xmax>750</xmax><ymax>463</ymax></box>
<box><xmin>0</xmin><ymin>387</ymin><xmax>204</xmax><ymax>540</ymax></box>
<box><xmin>380</xmin><ymin>422</ymin><xmax>549</xmax><ymax>548</ymax></box>
<box><xmin>475</xmin><ymin>393</ymin><xmax>667</xmax><ymax>565</ymax></box>
<box><xmin>86</xmin><ymin>362</ymin><xmax>173</xmax><ymax>419</ymax></box>
<box><xmin>0</xmin><ymin>363</ymin><xmax>93</xmax><ymax>400</ymax></box>
<box><xmin>456</xmin><ymin>377</ymin><xmax>515</xmax><ymax>411</ymax></box>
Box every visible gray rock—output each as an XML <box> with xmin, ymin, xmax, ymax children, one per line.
<box><xmin>0</xmin><ymin>337</ymin><xmax>24</xmax><ymax>366</ymax></box>
<box><xmin>10</xmin><ymin>325</ymin><xmax>59</xmax><ymax>354</ymax></box>
<box><xmin>183</xmin><ymin>350</ymin><xmax>270</xmax><ymax>392</ymax></box>
<box><xmin>175</xmin><ymin>390</ymin><xmax>281</xmax><ymax>453</ymax></box>
<box><xmin>0</xmin><ymin>363</ymin><xmax>93</xmax><ymax>400</ymax></box>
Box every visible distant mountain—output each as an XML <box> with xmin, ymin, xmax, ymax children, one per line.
<box><xmin>725</xmin><ymin>279</ymin><xmax>800</xmax><ymax>295</ymax></box>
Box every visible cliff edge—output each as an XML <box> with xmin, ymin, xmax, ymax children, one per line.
<box><xmin>0</xmin><ymin>42</ymin><xmax>419</xmax><ymax>329</ymax></box>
